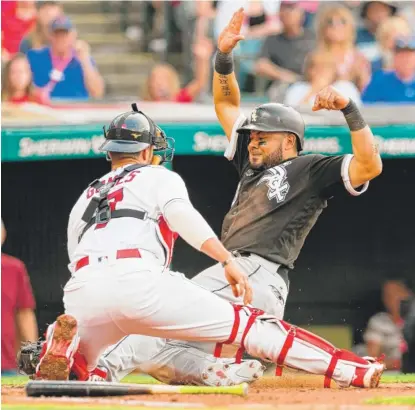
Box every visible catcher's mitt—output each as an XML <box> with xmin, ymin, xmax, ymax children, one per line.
<box><xmin>17</xmin><ymin>341</ymin><xmax>43</xmax><ymax>378</ymax></box>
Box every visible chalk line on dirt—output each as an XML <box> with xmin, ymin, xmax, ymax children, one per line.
<box><xmin>4</xmin><ymin>397</ymin><xmax>205</xmax><ymax>408</ymax></box>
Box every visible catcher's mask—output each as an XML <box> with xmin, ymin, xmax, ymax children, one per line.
<box><xmin>100</xmin><ymin>103</ymin><xmax>175</xmax><ymax>164</ymax></box>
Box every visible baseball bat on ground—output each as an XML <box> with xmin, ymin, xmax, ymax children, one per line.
<box><xmin>25</xmin><ymin>380</ymin><xmax>249</xmax><ymax>397</ymax></box>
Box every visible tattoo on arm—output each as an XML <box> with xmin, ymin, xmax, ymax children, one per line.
<box><xmin>219</xmin><ymin>74</ymin><xmax>231</xmax><ymax>97</ymax></box>
<box><xmin>372</xmin><ymin>143</ymin><xmax>379</xmax><ymax>155</ymax></box>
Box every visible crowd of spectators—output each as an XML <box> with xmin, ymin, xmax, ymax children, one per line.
<box><xmin>1</xmin><ymin>0</ymin><xmax>104</xmax><ymax>103</ymax></box>
<box><xmin>247</xmin><ymin>0</ymin><xmax>414</xmax><ymax>104</ymax></box>
<box><xmin>1</xmin><ymin>0</ymin><xmax>414</xmax><ymax>105</ymax></box>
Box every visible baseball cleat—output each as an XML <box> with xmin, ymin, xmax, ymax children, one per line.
<box><xmin>351</xmin><ymin>361</ymin><xmax>385</xmax><ymax>388</ymax></box>
<box><xmin>198</xmin><ymin>359</ymin><xmax>264</xmax><ymax>387</ymax></box>
<box><xmin>36</xmin><ymin>314</ymin><xmax>80</xmax><ymax>381</ymax></box>
<box><xmin>200</xmin><ymin>362</ymin><xmax>230</xmax><ymax>386</ymax></box>
<box><xmin>224</xmin><ymin>359</ymin><xmax>265</xmax><ymax>385</ymax></box>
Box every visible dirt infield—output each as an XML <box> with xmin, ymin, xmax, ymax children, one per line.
<box><xmin>2</xmin><ymin>373</ymin><xmax>415</xmax><ymax>410</ymax></box>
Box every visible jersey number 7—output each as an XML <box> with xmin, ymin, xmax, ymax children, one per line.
<box><xmin>95</xmin><ymin>188</ymin><xmax>124</xmax><ymax>230</ymax></box>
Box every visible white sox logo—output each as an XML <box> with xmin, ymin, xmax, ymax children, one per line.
<box><xmin>258</xmin><ymin>165</ymin><xmax>290</xmax><ymax>202</ymax></box>
<box><xmin>251</xmin><ymin>109</ymin><xmax>258</xmax><ymax>122</ymax></box>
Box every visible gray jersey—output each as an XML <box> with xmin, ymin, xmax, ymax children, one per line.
<box><xmin>222</xmin><ymin>115</ymin><xmax>369</xmax><ymax>269</ymax></box>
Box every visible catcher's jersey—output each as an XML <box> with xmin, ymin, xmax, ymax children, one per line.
<box><xmin>67</xmin><ymin>165</ymin><xmax>186</xmax><ymax>274</ymax></box>
<box><xmin>221</xmin><ymin>114</ymin><xmax>369</xmax><ymax>269</ymax></box>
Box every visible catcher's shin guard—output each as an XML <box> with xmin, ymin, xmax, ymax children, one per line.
<box><xmin>274</xmin><ymin>320</ymin><xmax>385</xmax><ymax>388</ymax></box>
<box><xmin>36</xmin><ymin>314</ymin><xmax>80</xmax><ymax>380</ymax></box>
<box><xmin>214</xmin><ymin>305</ymin><xmax>385</xmax><ymax>388</ymax></box>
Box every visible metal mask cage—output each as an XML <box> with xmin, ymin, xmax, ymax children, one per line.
<box><xmin>102</xmin><ymin>105</ymin><xmax>176</xmax><ymax>164</ymax></box>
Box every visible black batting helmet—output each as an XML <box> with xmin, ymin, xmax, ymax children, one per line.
<box><xmin>100</xmin><ymin>103</ymin><xmax>174</xmax><ymax>162</ymax></box>
<box><xmin>237</xmin><ymin>103</ymin><xmax>305</xmax><ymax>151</ymax></box>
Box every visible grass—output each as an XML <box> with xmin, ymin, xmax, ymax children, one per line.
<box><xmin>380</xmin><ymin>373</ymin><xmax>415</xmax><ymax>384</ymax></box>
<box><xmin>1</xmin><ymin>375</ymin><xmax>30</xmax><ymax>386</ymax></box>
<box><xmin>366</xmin><ymin>396</ymin><xmax>415</xmax><ymax>405</ymax></box>
<box><xmin>122</xmin><ymin>374</ymin><xmax>160</xmax><ymax>384</ymax></box>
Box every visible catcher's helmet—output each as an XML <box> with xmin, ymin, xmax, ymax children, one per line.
<box><xmin>100</xmin><ymin>103</ymin><xmax>174</xmax><ymax>162</ymax></box>
<box><xmin>237</xmin><ymin>103</ymin><xmax>305</xmax><ymax>151</ymax></box>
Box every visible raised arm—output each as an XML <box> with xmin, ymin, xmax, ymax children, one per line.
<box><xmin>312</xmin><ymin>86</ymin><xmax>382</xmax><ymax>188</ymax></box>
<box><xmin>213</xmin><ymin>8</ymin><xmax>245</xmax><ymax>140</ymax></box>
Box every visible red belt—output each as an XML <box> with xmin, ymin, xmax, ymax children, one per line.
<box><xmin>74</xmin><ymin>249</ymin><xmax>141</xmax><ymax>272</ymax></box>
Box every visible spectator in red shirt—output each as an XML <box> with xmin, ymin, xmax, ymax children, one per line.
<box><xmin>1</xmin><ymin>53</ymin><xmax>41</xmax><ymax>104</ymax></box>
<box><xmin>1</xmin><ymin>0</ymin><xmax>37</xmax><ymax>62</ymax></box>
<box><xmin>143</xmin><ymin>37</ymin><xmax>213</xmax><ymax>103</ymax></box>
<box><xmin>1</xmin><ymin>220</ymin><xmax>38</xmax><ymax>375</ymax></box>
<box><xmin>1</xmin><ymin>0</ymin><xmax>17</xmax><ymax>15</ymax></box>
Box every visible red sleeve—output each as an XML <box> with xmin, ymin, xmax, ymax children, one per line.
<box><xmin>175</xmin><ymin>88</ymin><xmax>193</xmax><ymax>103</ymax></box>
<box><xmin>1</xmin><ymin>1</ymin><xmax>16</xmax><ymax>16</ymax></box>
<box><xmin>16</xmin><ymin>261</ymin><xmax>36</xmax><ymax>310</ymax></box>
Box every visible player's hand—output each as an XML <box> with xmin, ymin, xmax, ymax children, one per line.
<box><xmin>224</xmin><ymin>261</ymin><xmax>253</xmax><ymax>305</ymax></box>
<box><xmin>217</xmin><ymin>8</ymin><xmax>245</xmax><ymax>54</ymax></box>
<box><xmin>312</xmin><ymin>86</ymin><xmax>350</xmax><ymax>111</ymax></box>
